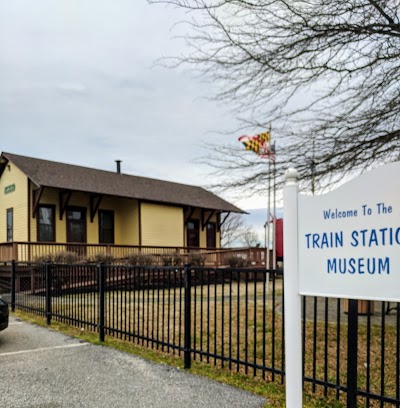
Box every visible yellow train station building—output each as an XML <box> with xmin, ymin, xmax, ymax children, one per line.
<box><xmin>0</xmin><ymin>152</ymin><xmax>243</xmax><ymax>261</ymax></box>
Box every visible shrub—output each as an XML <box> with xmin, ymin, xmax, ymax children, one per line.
<box><xmin>126</xmin><ymin>253</ymin><xmax>156</xmax><ymax>266</ymax></box>
<box><xmin>227</xmin><ymin>256</ymin><xmax>250</xmax><ymax>268</ymax></box>
<box><xmin>34</xmin><ymin>251</ymin><xmax>80</xmax><ymax>264</ymax></box>
<box><xmin>86</xmin><ymin>253</ymin><xmax>115</xmax><ymax>264</ymax></box>
<box><xmin>187</xmin><ymin>253</ymin><xmax>206</xmax><ymax>267</ymax></box>
<box><xmin>161</xmin><ymin>254</ymin><xmax>183</xmax><ymax>266</ymax></box>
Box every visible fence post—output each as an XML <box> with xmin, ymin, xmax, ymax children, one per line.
<box><xmin>12</xmin><ymin>242</ymin><xmax>18</xmax><ymax>262</ymax></box>
<box><xmin>11</xmin><ymin>260</ymin><xmax>16</xmax><ymax>312</ymax></box>
<box><xmin>45</xmin><ymin>263</ymin><xmax>52</xmax><ymax>325</ymax></box>
<box><xmin>98</xmin><ymin>263</ymin><xmax>105</xmax><ymax>342</ymax></box>
<box><xmin>347</xmin><ymin>299</ymin><xmax>359</xmax><ymax>408</ymax></box>
<box><xmin>184</xmin><ymin>263</ymin><xmax>192</xmax><ymax>369</ymax></box>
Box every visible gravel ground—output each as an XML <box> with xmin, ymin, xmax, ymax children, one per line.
<box><xmin>0</xmin><ymin>316</ymin><xmax>267</xmax><ymax>408</ymax></box>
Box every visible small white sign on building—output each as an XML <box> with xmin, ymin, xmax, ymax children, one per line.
<box><xmin>298</xmin><ymin>162</ymin><xmax>400</xmax><ymax>302</ymax></box>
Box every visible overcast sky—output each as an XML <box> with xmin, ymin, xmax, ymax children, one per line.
<box><xmin>1</xmin><ymin>1</ymin><xmax>270</xmax><ymax>212</ymax></box>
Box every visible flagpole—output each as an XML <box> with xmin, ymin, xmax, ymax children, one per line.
<box><xmin>265</xmin><ymin>155</ymin><xmax>271</xmax><ymax>294</ymax></box>
<box><xmin>266</xmin><ymin>161</ymin><xmax>271</xmax><ymax>271</ymax></box>
<box><xmin>272</xmin><ymin>142</ymin><xmax>277</xmax><ymax>269</ymax></box>
<box><xmin>237</xmin><ymin>128</ymin><xmax>273</xmax><ymax>287</ymax></box>
<box><xmin>265</xmin><ymin>126</ymin><xmax>272</xmax><ymax>294</ymax></box>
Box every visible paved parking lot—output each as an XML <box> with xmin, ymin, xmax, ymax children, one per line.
<box><xmin>0</xmin><ymin>316</ymin><xmax>266</xmax><ymax>408</ymax></box>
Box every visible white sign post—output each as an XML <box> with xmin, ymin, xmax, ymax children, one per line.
<box><xmin>284</xmin><ymin>162</ymin><xmax>400</xmax><ymax>407</ymax></box>
<box><xmin>283</xmin><ymin>168</ymin><xmax>303</xmax><ymax>408</ymax></box>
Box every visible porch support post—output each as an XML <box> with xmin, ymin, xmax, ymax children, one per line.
<box><xmin>218</xmin><ymin>212</ymin><xmax>231</xmax><ymax>232</ymax></box>
<box><xmin>138</xmin><ymin>200</ymin><xmax>142</xmax><ymax>247</ymax></box>
<box><xmin>32</xmin><ymin>187</ymin><xmax>44</xmax><ymax>218</ymax></box>
<box><xmin>201</xmin><ymin>210</ymin><xmax>215</xmax><ymax>230</ymax></box>
<box><xmin>27</xmin><ymin>179</ymin><xmax>31</xmax><ymax>243</ymax></box>
<box><xmin>59</xmin><ymin>190</ymin><xmax>72</xmax><ymax>220</ymax></box>
<box><xmin>184</xmin><ymin>206</ymin><xmax>195</xmax><ymax>225</ymax></box>
<box><xmin>90</xmin><ymin>194</ymin><xmax>104</xmax><ymax>222</ymax></box>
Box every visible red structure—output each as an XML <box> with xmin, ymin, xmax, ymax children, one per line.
<box><xmin>275</xmin><ymin>218</ymin><xmax>283</xmax><ymax>259</ymax></box>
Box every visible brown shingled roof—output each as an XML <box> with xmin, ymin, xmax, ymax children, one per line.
<box><xmin>1</xmin><ymin>152</ymin><xmax>244</xmax><ymax>213</ymax></box>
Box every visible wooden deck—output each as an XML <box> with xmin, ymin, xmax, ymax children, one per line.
<box><xmin>0</xmin><ymin>242</ymin><xmax>268</xmax><ymax>268</ymax></box>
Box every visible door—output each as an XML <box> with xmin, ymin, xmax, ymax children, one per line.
<box><xmin>187</xmin><ymin>219</ymin><xmax>199</xmax><ymax>247</ymax></box>
<box><xmin>206</xmin><ymin>222</ymin><xmax>216</xmax><ymax>248</ymax></box>
<box><xmin>67</xmin><ymin>208</ymin><xmax>87</xmax><ymax>254</ymax></box>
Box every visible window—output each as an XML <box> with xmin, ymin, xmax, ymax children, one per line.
<box><xmin>187</xmin><ymin>219</ymin><xmax>199</xmax><ymax>247</ymax></box>
<box><xmin>99</xmin><ymin>210</ymin><xmax>114</xmax><ymax>244</ymax></box>
<box><xmin>206</xmin><ymin>222</ymin><xmax>216</xmax><ymax>248</ymax></box>
<box><xmin>66</xmin><ymin>207</ymin><xmax>87</xmax><ymax>243</ymax></box>
<box><xmin>6</xmin><ymin>208</ymin><xmax>13</xmax><ymax>242</ymax></box>
<box><xmin>37</xmin><ymin>205</ymin><xmax>55</xmax><ymax>242</ymax></box>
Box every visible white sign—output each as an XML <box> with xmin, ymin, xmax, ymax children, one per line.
<box><xmin>282</xmin><ymin>163</ymin><xmax>400</xmax><ymax>408</ymax></box>
<box><xmin>298</xmin><ymin>162</ymin><xmax>400</xmax><ymax>302</ymax></box>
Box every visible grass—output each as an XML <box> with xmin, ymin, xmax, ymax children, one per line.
<box><xmin>13</xmin><ymin>275</ymin><xmax>400</xmax><ymax>407</ymax></box>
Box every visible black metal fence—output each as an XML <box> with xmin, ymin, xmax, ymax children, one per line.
<box><xmin>1</xmin><ymin>261</ymin><xmax>399</xmax><ymax>407</ymax></box>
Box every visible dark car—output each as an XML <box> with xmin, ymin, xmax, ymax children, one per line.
<box><xmin>0</xmin><ymin>296</ymin><xmax>9</xmax><ymax>331</ymax></box>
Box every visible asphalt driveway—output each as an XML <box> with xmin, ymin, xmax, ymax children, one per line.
<box><xmin>0</xmin><ymin>316</ymin><xmax>266</xmax><ymax>408</ymax></box>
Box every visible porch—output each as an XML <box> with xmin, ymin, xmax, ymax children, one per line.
<box><xmin>0</xmin><ymin>242</ymin><xmax>267</xmax><ymax>268</ymax></box>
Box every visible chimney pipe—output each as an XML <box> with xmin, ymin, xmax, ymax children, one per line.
<box><xmin>115</xmin><ymin>160</ymin><xmax>122</xmax><ymax>174</ymax></box>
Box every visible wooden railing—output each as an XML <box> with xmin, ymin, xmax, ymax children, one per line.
<box><xmin>0</xmin><ymin>242</ymin><xmax>268</xmax><ymax>268</ymax></box>
<box><xmin>0</xmin><ymin>243</ymin><xmax>15</xmax><ymax>262</ymax></box>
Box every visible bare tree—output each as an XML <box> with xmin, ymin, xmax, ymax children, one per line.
<box><xmin>220</xmin><ymin>213</ymin><xmax>259</xmax><ymax>247</ymax></box>
<box><xmin>242</xmin><ymin>229</ymin><xmax>260</xmax><ymax>248</ymax></box>
<box><xmin>151</xmin><ymin>0</ymin><xmax>400</xmax><ymax>193</ymax></box>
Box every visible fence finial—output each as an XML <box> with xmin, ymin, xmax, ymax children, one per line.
<box><xmin>285</xmin><ymin>167</ymin><xmax>299</xmax><ymax>186</ymax></box>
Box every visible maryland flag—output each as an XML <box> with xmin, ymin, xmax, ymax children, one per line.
<box><xmin>238</xmin><ymin>131</ymin><xmax>272</xmax><ymax>158</ymax></box>
<box><xmin>257</xmin><ymin>132</ymin><xmax>271</xmax><ymax>143</ymax></box>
